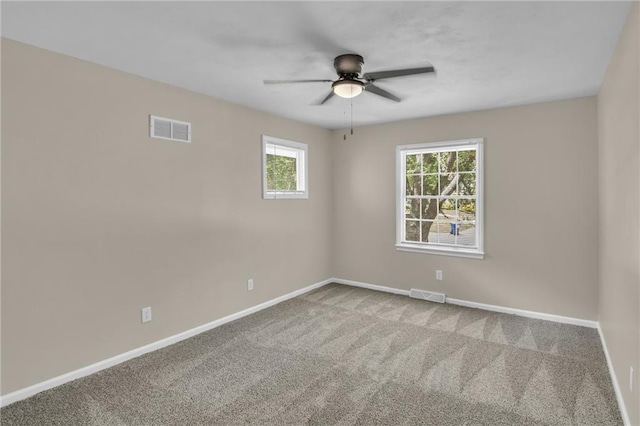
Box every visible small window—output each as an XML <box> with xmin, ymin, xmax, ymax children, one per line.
<box><xmin>396</xmin><ymin>138</ymin><xmax>484</xmax><ymax>259</ymax></box>
<box><xmin>262</xmin><ymin>135</ymin><xmax>308</xmax><ymax>199</ymax></box>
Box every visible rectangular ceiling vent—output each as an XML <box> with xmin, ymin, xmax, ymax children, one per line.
<box><xmin>150</xmin><ymin>115</ymin><xmax>191</xmax><ymax>143</ymax></box>
<box><xmin>409</xmin><ymin>288</ymin><xmax>445</xmax><ymax>304</ymax></box>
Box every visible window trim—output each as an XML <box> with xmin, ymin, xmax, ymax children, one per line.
<box><xmin>395</xmin><ymin>138</ymin><xmax>484</xmax><ymax>259</ymax></box>
<box><xmin>262</xmin><ymin>135</ymin><xmax>309</xmax><ymax>199</ymax></box>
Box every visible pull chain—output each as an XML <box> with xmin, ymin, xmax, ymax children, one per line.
<box><xmin>350</xmin><ymin>93</ymin><xmax>354</xmax><ymax>136</ymax></box>
<box><xmin>343</xmin><ymin>103</ymin><xmax>347</xmax><ymax>140</ymax></box>
<box><xmin>342</xmin><ymin>85</ymin><xmax>355</xmax><ymax>140</ymax></box>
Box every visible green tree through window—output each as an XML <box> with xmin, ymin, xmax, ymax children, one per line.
<box><xmin>266</xmin><ymin>153</ymin><xmax>297</xmax><ymax>191</ymax></box>
<box><xmin>399</xmin><ymin>139</ymin><xmax>482</xmax><ymax>256</ymax></box>
<box><xmin>262</xmin><ymin>136</ymin><xmax>308</xmax><ymax>199</ymax></box>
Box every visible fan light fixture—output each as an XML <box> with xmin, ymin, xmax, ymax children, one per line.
<box><xmin>263</xmin><ymin>53</ymin><xmax>436</xmax><ymax>104</ymax></box>
<box><xmin>332</xmin><ymin>79</ymin><xmax>364</xmax><ymax>98</ymax></box>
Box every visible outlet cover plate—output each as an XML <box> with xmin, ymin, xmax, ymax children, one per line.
<box><xmin>141</xmin><ymin>307</ymin><xmax>152</xmax><ymax>323</ymax></box>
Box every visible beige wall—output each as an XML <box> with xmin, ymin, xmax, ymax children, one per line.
<box><xmin>331</xmin><ymin>97</ymin><xmax>599</xmax><ymax>321</ymax></box>
<box><xmin>597</xmin><ymin>2</ymin><xmax>640</xmax><ymax>424</ymax></box>
<box><xmin>1</xmin><ymin>39</ymin><xmax>333</xmax><ymax>394</ymax></box>
<box><xmin>1</xmin><ymin>19</ymin><xmax>635</xmax><ymax>415</ymax></box>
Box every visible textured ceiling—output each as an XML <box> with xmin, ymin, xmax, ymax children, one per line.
<box><xmin>1</xmin><ymin>1</ymin><xmax>631</xmax><ymax>129</ymax></box>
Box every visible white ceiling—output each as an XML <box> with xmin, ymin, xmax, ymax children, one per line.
<box><xmin>1</xmin><ymin>1</ymin><xmax>631</xmax><ymax>129</ymax></box>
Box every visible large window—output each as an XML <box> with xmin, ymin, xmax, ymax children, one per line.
<box><xmin>396</xmin><ymin>138</ymin><xmax>484</xmax><ymax>259</ymax></box>
<box><xmin>262</xmin><ymin>135</ymin><xmax>308</xmax><ymax>199</ymax></box>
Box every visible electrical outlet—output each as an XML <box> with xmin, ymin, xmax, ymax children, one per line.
<box><xmin>436</xmin><ymin>270</ymin><xmax>443</xmax><ymax>281</ymax></box>
<box><xmin>141</xmin><ymin>307</ymin><xmax>152</xmax><ymax>323</ymax></box>
<box><xmin>247</xmin><ymin>279</ymin><xmax>254</xmax><ymax>291</ymax></box>
<box><xmin>631</xmin><ymin>366</ymin><xmax>635</xmax><ymax>392</ymax></box>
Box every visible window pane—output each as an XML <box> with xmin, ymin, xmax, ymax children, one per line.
<box><xmin>458</xmin><ymin>173</ymin><xmax>476</xmax><ymax>196</ymax></box>
<box><xmin>439</xmin><ymin>198</ymin><xmax>456</xmax><ymax>222</ymax></box>
<box><xmin>433</xmin><ymin>221</ymin><xmax>458</xmax><ymax>245</ymax></box>
<box><xmin>438</xmin><ymin>221</ymin><xmax>453</xmax><ymax>234</ymax></box>
<box><xmin>436</xmin><ymin>220</ymin><xmax>458</xmax><ymax>244</ymax></box>
<box><xmin>267</xmin><ymin>153</ymin><xmax>297</xmax><ymax>191</ymax></box>
<box><xmin>421</xmin><ymin>198</ymin><xmax>438</xmax><ymax>221</ymax></box>
<box><xmin>458</xmin><ymin>221</ymin><xmax>477</xmax><ymax>247</ymax></box>
<box><xmin>439</xmin><ymin>198</ymin><xmax>459</xmax><ymax>245</ymax></box>
<box><xmin>406</xmin><ymin>154</ymin><xmax>421</xmax><ymax>174</ymax></box>
<box><xmin>439</xmin><ymin>172</ymin><xmax>457</xmax><ymax>197</ymax></box>
<box><xmin>423</xmin><ymin>221</ymin><xmax>454</xmax><ymax>243</ymax></box>
<box><xmin>439</xmin><ymin>151</ymin><xmax>457</xmax><ymax>173</ymax></box>
<box><xmin>459</xmin><ymin>199</ymin><xmax>476</xmax><ymax>222</ymax></box>
<box><xmin>406</xmin><ymin>175</ymin><xmax>421</xmax><ymax>196</ymax></box>
<box><xmin>405</xmin><ymin>220</ymin><xmax>420</xmax><ymax>242</ymax></box>
<box><xmin>458</xmin><ymin>172</ymin><xmax>477</xmax><ymax>247</ymax></box>
<box><xmin>405</xmin><ymin>199</ymin><xmax>420</xmax><ymax>219</ymax></box>
<box><xmin>421</xmin><ymin>221</ymin><xmax>442</xmax><ymax>243</ymax></box>
<box><xmin>458</xmin><ymin>149</ymin><xmax>476</xmax><ymax>172</ymax></box>
<box><xmin>422</xmin><ymin>174</ymin><xmax>439</xmax><ymax>195</ymax></box>
<box><xmin>421</xmin><ymin>220</ymin><xmax>438</xmax><ymax>243</ymax></box>
<box><xmin>422</xmin><ymin>153</ymin><xmax>438</xmax><ymax>173</ymax></box>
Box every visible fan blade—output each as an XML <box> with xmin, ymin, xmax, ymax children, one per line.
<box><xmin>263</xmin><ymin>79</ymin><xmax>333</xmax><ymax>85</ymax></box>
<box><xmin>363</xmin><ymin>66</ymin><xmax>435</xmax><ymax>81</ymax></box>
<box><xmin>313</xmin><ymin>90</ymin><xmax>335</xmax><ymax>105</ymax></box>
<box><xmin>365</xmin><ymin>84</ymin><xmax>401</xmax><ymax>102</ymax></box>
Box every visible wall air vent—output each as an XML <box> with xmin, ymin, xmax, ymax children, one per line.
<box><xmin>149</xmin><ymin>115</ymin><xmax>191</xmax><ymax>143</ymax></box>
<box><xmin>409</xmin><ymin>288</ymin><xmax>446</xmax><ymax>303</ymax></box>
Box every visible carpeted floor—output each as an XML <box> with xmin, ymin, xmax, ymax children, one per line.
<box><xmin>1</xmin><ymin>283</ymin><xmax>622</xmax><ymax>425</ymax></box>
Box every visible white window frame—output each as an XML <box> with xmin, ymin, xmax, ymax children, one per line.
<box><xmin>262</xmin><ymin>135</ymin><xmax>309</xmax><ymax>199</ymax></box>
<box><xmin>396</xmin><ymin>138</ymin><xmax>484</xmax><ymax>259</ymax></box>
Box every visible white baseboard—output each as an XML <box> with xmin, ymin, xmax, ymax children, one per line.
<box><xmin>597</xmin><ymin>324</ymin><xmax>631</xmax><ymax>426</ymax></box>
<box><xmin>333</xmin><ymin>278</ymin><xmax>597</xmax><ymax>328</ymax></box>
<box><xmin>446</xmin><ymin>297</ymin><xmax>598</xmax><ymax>328</ymax></box>
<box><xmin>333</xmin><ymin>278</ymin><xmax>626</xmax><ymax>420</ymax></box>
<box><xmin>0</xmin><ymin>278</ymin><xmax>333</xmax><ymax>408</ymax></box>
<box><xmin>331</xmin><ymin>278</ymin><xmax>410</xmax><ymax>296</ymax></box>
<box><xmin>0</xmin><ymin>277</ymin><xmax>608</xmax><ymax>411</ymax></box>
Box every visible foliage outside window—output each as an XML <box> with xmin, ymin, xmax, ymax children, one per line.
<box><xmin>396</xmin><ymin>138</ymin><xmax>484</xmax><ymax>259</ymax></box>
<box><xmin>262</xmin><ymin>135</ymin><xmax>308</xmax><ymax>199</ymax></box>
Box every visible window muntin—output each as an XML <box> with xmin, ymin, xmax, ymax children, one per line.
<box><xmin>262</xmin><ymin>135</ymin><xmax>308</xmax><ymax>199</ymax></box>
<box><xmin>397</xmin><ymin>139</ymin><xmax>483</xmax><ymax>259</ymax></box>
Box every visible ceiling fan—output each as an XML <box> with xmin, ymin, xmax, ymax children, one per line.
<box><xmin>263</xmin><ymin>54</ymin><xmax>435</xmax><ymax>104</ymax></box>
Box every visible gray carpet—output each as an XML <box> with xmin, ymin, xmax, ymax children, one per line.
<box><xmin>1</xmin><ymin>283</ymin><xmax>622</xmax><ymax>425</ymax></box>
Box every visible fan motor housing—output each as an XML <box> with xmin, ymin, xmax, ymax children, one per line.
<box><xmin>334</xmin><ymin>54</ymin><xmax>364</xmax><ymax>77</ymax></box>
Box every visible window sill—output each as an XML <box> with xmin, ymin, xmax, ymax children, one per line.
<box><xmin>395</xmin><ymin>243</ymin><xmax>484</xmax><ymax>259</ymax></box>
<box><xmin>263</xmin><ymin>193</ymin><xmax>308</xmax><ymax>200</ymax></box>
